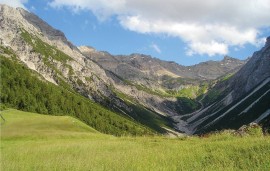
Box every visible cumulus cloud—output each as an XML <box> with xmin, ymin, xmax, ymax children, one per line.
<box><xmin>120</xmin><ymin>16</ymin><xmax>261</xmax><ymax>55</ymax></box>
<box><xmin>0</xmin><ymin>0</ymin><xmax>28</xmax><ymax>9</ymax></box>
<box><xmin>49</xmin><ymin>0</ymin><xmax>270</xmax><ymax>56</ymax></box>
<box><xmin>49</xmin><ymin>0</ymin><xmax>125</xmax><ymax>21</ymax></box>
<box><xmin>150</xmin><ymin>43</ymin><xmax>161</xmax><ymax>54</ymax></box>
<box><xmin>186</xmin><ymin>42</ymin><xmax>228</xmax><ymax>57</ymax></box>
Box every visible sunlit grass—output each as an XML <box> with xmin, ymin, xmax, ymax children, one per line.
<box><xmin>1</xmin><ymin>109</ymin><xmax>270</xmax><ymax>171</ymax></box>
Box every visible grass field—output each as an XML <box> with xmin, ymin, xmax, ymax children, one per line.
<box><xmin>1</xmin><ymin>109</ymin><xmax>270</xmax><ymax>170</ymax></box>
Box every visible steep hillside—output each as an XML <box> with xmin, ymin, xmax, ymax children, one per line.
<box><xmin>0</xmin><ymin>5</ymin><xmax>175</xmax><ymax>133</ymax></box>
<box><xmin>0</xmin><ymin>54</ymin><xmax>152</xmax><ymax>135</ymax></box>
<box><xmin>174</xmin><ymin>37</ymin><xmax>270</xmax><ymax>134</ymax></box>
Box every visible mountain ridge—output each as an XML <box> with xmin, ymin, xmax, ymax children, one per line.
<box><xmin>79</xmin><ymin>45</ymin><xmax>247</xmax><ymax>81</ymax></box>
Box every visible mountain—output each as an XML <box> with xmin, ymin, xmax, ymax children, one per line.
<box><xmin>174</xmin><ymin>37</ymin><xmax>270</xmax><ymax>134</ymax></box>
<box><xmin>0</xmin><ymin>4</ymin><xmax>176</xmax><ymax>134</ymax></box>
<box><xmin>79</xmin><ymin>46</ymin><xmax>246</xmax><ymax>89</ymax></box>
<box><xmin>1</xmin><ymin>4</ymin><xmax>268</xmax><ymax>135</ymax></box>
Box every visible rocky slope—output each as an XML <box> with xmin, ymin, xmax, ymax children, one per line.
<box><xmin>0</xmin><ymin>5</ymin><xmax>110</xmax><ymax>98</ymax></box>
<box><xmin>174</xmin><ymin>37</ymin><xmax>270</xmax><ymax>134</ymax></box>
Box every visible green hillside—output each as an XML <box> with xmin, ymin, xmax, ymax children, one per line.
<box><xmin>1</xmin><ymin>109</ymin><xmax>270</xmax><ymax>171</ymax></box>
<box><xmin>0</xmin><ymin>54</ymin><xmax>152</xmax><ymax>136</ymax></box>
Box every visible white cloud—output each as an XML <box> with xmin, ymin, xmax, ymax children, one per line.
<box><xmin>49</xmin><ymin>0</ymin><xmax>270</xmax><ymax>56</ymax></box>
<box><xmin>187</xmin><ymin>42</ymin><xmax>228</xmax><ymax>56</ymax></box>
<box><xmin>150</xmin><ymin>43</ymin><xmax>161</xmax><ymax>54</ymax></box>
<box><xmin>120</xmin><ymin>16</ymin><xmax>260</xmax><ymax>56</ymax></box>
<box><xmin>49</xmin><ymin>0</ymin><xmax>125</xmax><ymax>21</ymax></box>
<box><xmin>0</xmin><ymin>0</ymin><xmax>28</xmax><ymax>9</ymax></box>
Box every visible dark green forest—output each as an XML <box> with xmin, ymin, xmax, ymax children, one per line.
<box><xmin>0</xmin><ymin>55</ymin><xmax>153</xmax><ymax>136</ymax></box>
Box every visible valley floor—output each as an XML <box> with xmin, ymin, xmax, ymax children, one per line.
<box><xmin>1</xmin><ymin>109</ymin><xmax>270</xmax><ymax>171</ymax></box>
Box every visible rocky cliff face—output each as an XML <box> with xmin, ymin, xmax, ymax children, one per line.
<box><xmin>229</xmin><ymin>37</ymin><xmax>270</xmax><ymax>100</ymax></box>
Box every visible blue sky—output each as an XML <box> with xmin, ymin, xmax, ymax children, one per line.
<box><xmin>1</xmin><ymin>0</ymin><xmax>270</xmax><ymax>66</ymax></box>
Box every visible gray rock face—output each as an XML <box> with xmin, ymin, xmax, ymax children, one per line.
<box><xmin>229</xmin><ymin>37</ymin><xmax>270</xmax><ymax>100</ymax></box>
<box><xmin>17</xmin><ymin>7</ymin><xmax>72</xmax><ymax>48</ymax></box>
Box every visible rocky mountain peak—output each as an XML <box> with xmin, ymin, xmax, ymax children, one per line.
<box><xmin>20</xmin><ymin>7</ymin><xmax>76</xmax><ymax>49</ymax></box>
<box><xmin>223</xmin><ymin>55</ymin><xmax>235</xmax><ymax>61</ymax></box>
<box><xmin>2</xmin><ymin>5</ymin><xmax>77</xmax><ymax>51</ymax></box>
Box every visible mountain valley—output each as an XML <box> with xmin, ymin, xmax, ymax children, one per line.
<box><xmin>0</xmin><ymin>4</ymin><xmax>269</xmax><ymax>136</ymax></box>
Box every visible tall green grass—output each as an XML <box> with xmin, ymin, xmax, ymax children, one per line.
<box><xmin>1</xmin><ymin>109</ymin><xmax>270</xmax><ymax>171</ymax></box>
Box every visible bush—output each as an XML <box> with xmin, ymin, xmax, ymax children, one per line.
<box><xmin>0</xmin><ymin>103</ymin><xmax>7</xmax><ymax>111</ymax></box>
<box><xmin>246</xmin><ymin>123</ymin><xmax>263</xmax><ymax>137</ymax></box>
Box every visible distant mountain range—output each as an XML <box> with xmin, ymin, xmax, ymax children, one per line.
<box><xmin>0</xmin><ymin>4</ymin><xmax>269</xmax><ymax>135</ymax></box>
<box><xmin>79</xmin><ymin>46</ymin><xmax>246</xmax><ymax>88</ymax></box>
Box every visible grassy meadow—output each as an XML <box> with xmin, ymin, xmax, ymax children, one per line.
<box><xmin>1</xmin><ymin>109</ymin><xmax>270</xmax><ymax>170</ymax></box>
